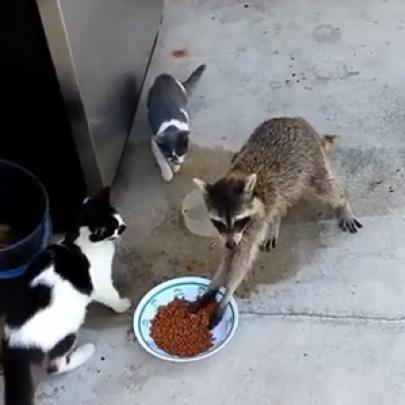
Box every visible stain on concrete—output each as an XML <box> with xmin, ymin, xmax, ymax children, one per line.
<box><xmin>107</xmin><ymin>137</ymin><xmax>405</xmax><ymax>317</ymax></box>
<box><xmin>104</xmin><ymin>142</ymin><xmax>355</xmax><ymax>310</ymax></box>
<box><xmin>172</xmin><ymin>49</ymin><xmax>189</xmax><ymax>58</ymax></box>
<box><xmin>313</xmin><ymin>62</ymin><xmax>360</xmax><ymax>81</ymax></box>
<box><xmin>313</xmin><ymin>24</ymin><xmax>342</xmax><ymax>43</ymax></box>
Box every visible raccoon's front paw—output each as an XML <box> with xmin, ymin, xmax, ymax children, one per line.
<box><xmin>209</xmin><ymin>305</ymin><xmax>226</xmax><ymax>330</ymax></box>
<box><xmin>260</xmin><ymin>237</ymin><xmax>277</xmax><ymax>252</ymax></box>
<box><xmin>260</xmin><ymin>221</ymin><xmax>280</xmax><ymax>252</ymax></box>
<box><xmin>339</xmin><ymin>216</ymin><xmax>363</xmax><ymax>233</ymax></box>
<box><xmin>113</xmin><ymin>297</ymin><xmax>132</xmax><ymax>313</ymax></box>
<box><xmin>190</xmin><ymin>289</ymin><xmax>218</xmax><ymax>313</ymax></box>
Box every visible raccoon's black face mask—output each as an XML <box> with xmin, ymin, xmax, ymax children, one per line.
<box><xmin>193</xmin><ymin>174</ymin><xmax>257</xmax><ymax>249</ymax></box>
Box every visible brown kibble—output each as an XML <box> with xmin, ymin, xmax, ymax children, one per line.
<box><xmin>150</xmin><ymin>298</ymin><xmax>219</xmax><ymax>357</ymax></box>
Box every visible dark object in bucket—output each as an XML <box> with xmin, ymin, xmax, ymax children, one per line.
<box><xmin>0</xmin><ymin>225</ymin><xmax>15</xmax><ymax>249</ymax></box>
<box><xmin>0</xmin><ymin>160</ymin><xmax>50</xmax><ymax>313</ymax></box>
<box><xmin>150</xmin><ymin>298</ymin><xmax>219</xmax><ymax>357</ymax></box>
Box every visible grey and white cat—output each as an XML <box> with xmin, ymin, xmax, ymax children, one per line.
<box><xmin>1</xmin><ymin>187</ymin><xmax>130</xmax><ymax>405</ymax></box>
<box><xmin>147</xmin><ymin>64</ymin><xmax>206</xmax><ymax>182</ymax></box>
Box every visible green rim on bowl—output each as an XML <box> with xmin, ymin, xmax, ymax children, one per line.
<box><xmin>133</xmin><ymin>276</ymin><xmax>239</xmax><ymax>362</ymax></box>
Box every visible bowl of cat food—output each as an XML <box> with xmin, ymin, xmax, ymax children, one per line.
<box><xmin>133</xmin><ymin>276</ymin><xmax>239</xmax><ymax>362</ymax></box>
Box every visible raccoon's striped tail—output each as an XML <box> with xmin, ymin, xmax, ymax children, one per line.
<box><xmin>182</xmin><ymin>64</ymin><xmax>207</xmax><ymax>94</ymax></box>
<box><xmin>2</xmin><ymin>340</ymin><xmax>34</xmax><ymax>405</ymax></box>
<box><xmin>321</xmin><ymin>134</ymin><xmax>341</xmax><ymax>155</ymax></box>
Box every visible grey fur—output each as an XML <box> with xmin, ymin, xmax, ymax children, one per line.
<box><xmin>147</xmin><ymin>64</ymin><xmax>206</xmax><ymax>181</ymax></box>
<box><xmin>182</xmin><ymin>64</ymin><xmax>207</xmax><ymax>94</ymax></box>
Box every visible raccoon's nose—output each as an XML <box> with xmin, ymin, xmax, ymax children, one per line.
<box><xmin>118</xmin><ymin>224</ymin><xmax>127</xmax><ymax>235</ymax></box>
<box><xmin>225</xmin><ymin>240</ymin><xmax>236</xmax><ymax>250</ymax></box>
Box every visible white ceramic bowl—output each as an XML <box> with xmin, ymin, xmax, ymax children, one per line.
<box><xmin>133</xmin><ymin>276</ymin><xmax>239</xmax><ymax>362</ymax></box>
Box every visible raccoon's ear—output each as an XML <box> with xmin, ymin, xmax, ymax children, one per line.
<box><xmin>193</xmin><ymin>178</ymin><xmax>209</xmax><ymax>194</ymax></box>
<box><xmin>244</xmin><ymin>173</ymin><xmax>257</xmax><ymax>194</ymax></box>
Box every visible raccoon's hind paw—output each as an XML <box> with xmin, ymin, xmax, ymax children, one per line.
<box><xmin>339</xmin><ymin>216</ymin><xmax>363</xmax><ymax>233</ymax></box>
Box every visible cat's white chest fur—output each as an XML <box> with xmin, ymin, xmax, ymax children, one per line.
<box><xmin>75</xmin><ymin>228</ymin><xmax>130</xmax><ymax>313</ymax></box>
<box><xmin>76</xmin><ymin>229</ymin><xmax>115</xmax><ymax>297</ymax></box>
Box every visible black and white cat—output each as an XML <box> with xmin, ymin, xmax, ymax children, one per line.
<box><xmin>147</xmin><ymin>64</ymin><xmax>206</xmax><ymax>182</ymax></box>
<box><xmin>1</xmin><ymin>187</ymin><xmax>130</xmax><ymax>405</ymax></box>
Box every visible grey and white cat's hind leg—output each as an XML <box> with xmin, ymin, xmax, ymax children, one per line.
<box><xmin>47</xmin><ymin>334</ymin><xmax>95</xmax><ymax>375</ymax></box>
<box><xmin>151</xmin><ymin>138</ymin><xmax>173</xmax><ymax>182</ymax></box>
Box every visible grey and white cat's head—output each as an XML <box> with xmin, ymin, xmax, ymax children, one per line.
<box><xmin>193</xmin><ymin>174</ymin><xmax>263</xmax><ymax>249</ymax></box>
<box><xmin>66</xmin><ymin>187</ymin><xmax>126</xmax><ymax>244</ymax></box>
<box><xmin>155</xmin><ymin>125</ymin><xmax>189</xmax><ymax>167</ymax></box>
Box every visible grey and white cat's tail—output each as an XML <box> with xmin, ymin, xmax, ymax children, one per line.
<box><xmin>182</xmin><ymin>64</ymin><xmax>207</xmax><ymax>94</ymax></box>
<box><xmin>2</xmin><ymin>341</ymin><xmax>34</xmax><ymax>405</ymax></box>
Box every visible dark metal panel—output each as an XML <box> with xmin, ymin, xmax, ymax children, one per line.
<box><xmin>0</xmin><ymin>0</ymin><xmax>87</xmax><ymax>231</ymax></box>
<box><xmin>36</xmin><ymin>0</ymin><xmax>163</xmax><ymax>190</ymax></box>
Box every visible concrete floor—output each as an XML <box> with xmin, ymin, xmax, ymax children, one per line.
<box><xmin>3</xmin><ymin>0</ymin><xmax>405</xmax><ymax>403</ymax></box>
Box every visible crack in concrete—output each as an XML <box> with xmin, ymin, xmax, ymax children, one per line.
<box><xmin>240</xmin><ymin>310</ymin><xmax>405</xmax><ymax>323</ymax></box>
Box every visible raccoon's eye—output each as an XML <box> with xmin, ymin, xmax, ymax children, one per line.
<box><xmin>234</xmin><ymin>217</ymin><xmax>250</xmax><ymax>231</ymax></box>
<box><xmin>211</xmin><ymin>219</ymin><xmax>226</xmax><ymax>233</ymax></box>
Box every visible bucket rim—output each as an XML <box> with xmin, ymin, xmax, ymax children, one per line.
<box><xmin>0</xmin><ymin>159</ymin><xmax>50</xmax><ymax>254</ymax></box>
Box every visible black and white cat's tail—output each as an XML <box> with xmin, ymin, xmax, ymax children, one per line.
<box><xmin>2</xmin><ymin>341</ymin><xmax>34</xmax><ymax>405</ymax></box>
<box><xmin>182</xmin><ymin>64</ymin><xmax>207</xmax><ymax>94</ymax></box>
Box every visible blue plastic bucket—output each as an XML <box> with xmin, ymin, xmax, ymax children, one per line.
<box><xmin>0</xmin><ymin>160</ymin><xmax>51</xmax><ymax>280</ymax></box>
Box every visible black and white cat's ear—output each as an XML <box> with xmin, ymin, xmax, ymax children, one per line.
<box><xmin>244</xmin><ymin>173</ymin><xmax>257</xmax><ymax>195</ymax></box>
<box><xmin>193</xmin><ymin>178</ymin><xmax>209</xmax><ymax>194</ymax></box>
<box><xmin>92</xmin><ymin>186</ymin><xmax>111</xmax><ymax>204</ymax></box>
<box><xmin>154</xmin><ymin>132</ymin><xmax>165</xmax><ymax>144</ymax></box>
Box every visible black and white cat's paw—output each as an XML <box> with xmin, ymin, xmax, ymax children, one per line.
<box><xmin>48</xmin><ymin>343</ymin><xmax>96</xmax><ymax>375</ymax></box>
<box><xmin>161</xmin><ymin>166</ymin><xmax>174</xmax><ymax>182</ymax></box>
<box><xmin>113</xmin><ymin>297</ymin><xmax>132</xmax><ymax>313</ymax></box>
<box><xmin>172</xmin><ymin>164</ymin><xmax>181</xmax><ymax>174</ymax></box>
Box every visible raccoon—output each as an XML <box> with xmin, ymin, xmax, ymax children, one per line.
<box><xmin>193</xmin><ymin>117</ymin><xmax>362</xmax><ymax>327</ymax></box>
